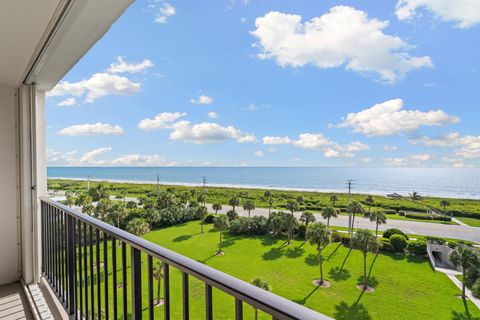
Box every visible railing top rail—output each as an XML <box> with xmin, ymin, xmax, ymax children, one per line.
<box><xmin>40</xmin><ymin>197</ymin><xmax>332</xmax><ymax>320</ymax></box>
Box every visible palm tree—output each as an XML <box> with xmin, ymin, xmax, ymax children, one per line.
<box><xmin>65</xmin><ymin>191</ymin><xmax>76</xmax><ymax>207</ymax></box>
<box><xmin>353</xmin><ymin>229</ymin><xmax>379</xmax><ymax>290</ymax></box>
<box><xmin>268</xmin><ymin>212</ymin><xmax>285</xmax><ymax>236</ymax></box>
<box><xmin>439</xmin><ymin>200</ymin><xmax>450</xmax><ymax>216</ymax></box>
<box><xmin>212</xmin><ymin>202</ymin><xmax>222</xmax><ymax>214</ymax></box>
<box><xmin>300</xmin><ymin>211</ymin><xmax>316</xmax><ymax>227</ymax></box>
<box><xmin>229</xmin><ymin>197</ymin><xmax>240</xmax><ymax>212</ymax></box>
<box><xmin>364</xmin><ymin>195</ymin><xmax>374</xmax><ymax>214</ymax></box>
<box><xmin>283</xmin><ymin>213</ymin><xmax>298</xmax><ymax>245</ymax></box>
<box><xmin>285</xmin><ymin>199</ymin><xmax>299</xmax><ymax>217</ymax></box>
<box><xmin>243</xmin><ymin>200</ymin><xmax>255</xmax><ymax>232</ymax></box>
<box><xmin>196</xmin><ymin>206</ymin><xmax>208</xmax><ymax>233</ymax></box>
<box><xmin>330</xmin><ymin>195</ymin><xmax>338</xmax><ymax>207</ymax></box>
<box><xmin>126</xmin><ymin>218</ymin><xmax>150</xmax><ymax>236</ymax></box>
<box><xmin>153</xmin><ymin>261</ymin><xmax>164</xmax><ymax>305</ymax></box>
<box><xmin>213</xmin><ymin>215</ymin><xmax>230</xmax><ymax>254</ymax></box>
<box><xmin>197</xmin><ymin>193</ymin><xmax>206</xmax><ymax>208</ymax></box>
<box><xmin>347</xmin><ymin>201</ymin><xmax>363</xmax><ymax>232</ymax></box>
<box><xmin>451</xmin><ymin>245</ymin><xmax>479</xmax><ymax>299</ymax></box>
<box><xmin>250</xmin><ymin>278</ymin><xmax>271</xmax><ymax>320</ymax></box>
<box><xmin>369</xmin><ymin>211</ymin><xmax>387</xmax><ymax>236</ymax></box>
<box><xmin>307</xmin><ymin>223</ymin><xmax>331</xmax><ymax>286</ymax></box>
<box><xmin>321</xmin><ymin>206</ymin><xmax>338</xmax><ymax>227</ymax></box>
<box><xmin>410</xmin><ymin>191</ymin><xmax>421</xmax><ymax>201</ymax></box>
<box><xmin>106</xmin><ymin>202</ymin><xmax>127</xmax><ymax>228</ymax></box>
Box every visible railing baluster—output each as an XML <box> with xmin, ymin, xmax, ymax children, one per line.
<box><xmin>89</xmin><ymin>226</ymin><xmax>94</xmax><ymax>320</ymax></box>
<box><xmin>96</xmin><ymin>229</ymin><xmax>101</xmax><ymax>319</ymax></box>
<box><xmin>131</xmin><ymin>247</ymin><xmax>142</xmax><ymax>320</ymax></box>
<box><xmin>164</xmin><ymin>263</ymin><xmax>170</xmax><ymax>320</ymax></box>
<box><xmin>54</xmin><ymin>208</ymin><xmax>59</xmax><ymax>294</ymax></box>
<box><xmin>73</xmin><ymin>217</ymin><xmax>78</xmax><ymax>318</ymax></box>
<box><xmin>182</xmin><ymin>272</ymin><xmax>189</xmax><ymax>320</ymax></box>
<box><xmin>60</xmin><ymin>210</ymin><xmax>65</xmax><ymax>303</ymax></box>
<box><xmin>66</xmin><ymin>214</ymin><xmax>76</xmax><ymax>316</ymax></box>
<box><xmin>112</xmin><ymin>238</ymin><xmax>118</xmax><ymax>320</ymax></box>
<box><xmin>79</xmin><ymin>221</ymin><xmax>83</xmax><ymax>319</ymax></box>
<box><xmin>206</xmin><ymin>284</ymin><xmax>213</xmax><ymax>320</ymax></box>
<box><xmin>49</xmin><ymin>205</ymin><xmax>53</xmax><ymax>283</ymax></box>
<box><xmin>122</xmin><ymin>242</ymin><xmax>127</xmax><ymax>320</ymax></box>
<box><xmin>103</xmin><ymin>233</ymin><xmax>109</xmax><ymax>320</ymax></box>
<box><xmin>41</xmin><ymin>203</ymin><xmax>45</xmax><ymax>274</ymax></box>
<box><xmin>235</xmin><ymin>299</ymin><xmax>243</xmax><ymax>320</ymax></box>
<box><xmin>148</xmin><ymin>256</ymin><xmax>154</xmax><ymax>320</ymax></box>
<box><xmin>84</xmin><ymin>222</ymin><xmax>89</xmax><ymax>320</ymax></box>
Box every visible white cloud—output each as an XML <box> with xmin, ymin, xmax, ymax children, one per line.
<box><xmin>247</xmin><ymin>103</ymin><xmax>259</xmax><ymax>111</ymax></box>
<box><xmin>362</xmin><ymin>157</ymin><xmax>373</xmax><ymax>163</ymax></box>
<box><xmin>190</xmin><ymin>95</ymin><xmax>214</xmax><ymax>105</ymax></box>
<box><xmin>207</xmin><ymin>111</ymin><xmax>218</xmax><ymax>119</ymax></box>
<box><xmin>138</xmin><ymin>112</ymin><xmax>186</xmax><ymax>130</ymax></box>
<box><xmin>396</xmin><ymin>0</ymin><xmax>480</xmax><ymax>29</ymax></box>
<box><xmin>110</xmin><ymin>154</ymin><xmax>175</xmax><ymax>167</ymax></box>
<box><xmin>46</xmin><ymin>147</ymin><xmax>175</xmax><ymax>167</ymax></box>
<box><xmin>169</xmin><ymin>121</ymin><xmax>257</xmax><ymax>144</ymax></box>
<box><xmin>254</xmin><ymin>150</ymin><xmax>264</xmax><ymax>157</ymax></box>
<box><xmin>384</xmin><ymin>153</ymin><xmax>432</xmax><ymax>167</ymax></box>
<box><xmin>336</xmin><ymin>98</ymin><xmax>459</xmax><ymax>136</ymax></box>
<box><xmin>443</xmin><ymin>157</ymin><xmax>469</xmax><ymax>168</ymax></box>
<box><xmin>47</xmin><ymin>72</ymin><xmax>141</xmax><ymax>103</ymax></box>
<box><xmin>263</xmin><ymin>133</ymin><xmax>369</xmax><ymax>158</ymax></box>
<box><xmin>384</xmin><ymin>144</ymin><xmax>398</xmax><ymax>151</ymax></box>
<box><xmin>107</xmin><ymin>56</ymin><xmax>154</xmax><ymax>74</ymax></box>
<box><xmin>410</xmin><ymin>132</ymin><xmax>480</xmax><ymax>159</ymax></box>
<box><xmin>58</xmin><ymin>97</ymin><xmax>76</xmax><ymax>107</ymax></box>
<box><xmin>154</xmin><ymin>2</ymin><xmax>176</xmax><ymax>24</ymax></box>
<box><xmin>59</xmin><ymin>123</ymin><xmax>124</xmax><ymax>136</ymax></box>
<box><xmin>251</xmin><ymin>6</ymin><xmax>433</xmax><ymax>83</ymax></box>
<box><xmin>263</xmin><ymin>136</ymin><xmax>292</xmax><ymax>145</ymax></box>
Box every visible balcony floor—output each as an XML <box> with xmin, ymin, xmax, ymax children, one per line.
<box><xmin>0</xmin><ymin>282</ymin><xmax>33</xmax><ymax>320</ymax></box>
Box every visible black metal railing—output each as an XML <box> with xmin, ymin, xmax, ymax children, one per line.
<box><xmin>40</xmin><ymin>197</ymin><xmax>331</xmax><ymax>320</ymax></box>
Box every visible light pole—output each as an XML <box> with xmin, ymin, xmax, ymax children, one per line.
<box><xmin>347</xmin><ymin>179</ymin><xmax>353</xmax><ymax>234</ymax></box>
<box><xmin>156</xmin><ymin>174</ymin><xmax>160</xmax><ymax>198</ymax></box>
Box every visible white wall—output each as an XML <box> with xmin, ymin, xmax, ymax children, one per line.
<box><xmin>0</xmin><ymin>83</ymin><xmax>20</xmax><ymax>285</ymax></box>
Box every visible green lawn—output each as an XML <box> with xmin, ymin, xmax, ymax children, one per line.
<box><xmin>457</xmin><ymin>217</ymin><xmax>480</xmax><ymax>227</ymax></box>
<box><xmin>137</xmin><ymin>221</ymin><xmax>479</xmax><ymax>320</ymax></box>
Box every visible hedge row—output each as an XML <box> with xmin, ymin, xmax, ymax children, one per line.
<box><xmin>405</xmin><ymin>212</ymin><xmax>452</xmax><ymax>222</ymax></box>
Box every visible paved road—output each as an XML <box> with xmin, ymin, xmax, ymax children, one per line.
<box><xmin>206</xmin><ymin>204</ymin><xmax>480</xmax><ymax>243</ymax></box>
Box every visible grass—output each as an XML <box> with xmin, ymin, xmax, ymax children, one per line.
<box><xmin>72</xmin><ymin>221</ymin><xmax>479</xmax><ymax>320</ymax></box>
<box><xmin>457</xmin><ymin>217</ymin><xmax>480</xmax><ymax>227</ymax></box>
<box><xmin>141</xmin><ymin>221</ymin><xmax>478</xmax><ymax>319</ymax></box>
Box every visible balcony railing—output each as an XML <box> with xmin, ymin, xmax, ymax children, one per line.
<box><xmin>40</xmin><ymin>197</ymin><xmax>331</xmax><ymax>320</ymax></box>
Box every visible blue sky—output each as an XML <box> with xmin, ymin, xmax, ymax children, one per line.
<box><xmin>46</xmin><ymin>0</ymin><xmax>480</xmax><ymax>167</ymax></box>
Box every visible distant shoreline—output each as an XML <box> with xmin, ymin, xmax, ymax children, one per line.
<box><xmin>47</xmin><ymin>176</ymin><xmax>480</xmax><ymax>200</ymax></box>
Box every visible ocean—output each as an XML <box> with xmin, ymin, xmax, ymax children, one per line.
<box><xmin>47</xmin><ymin>167</ymin><xmax>480</xmax><ymax>199</ymax></box>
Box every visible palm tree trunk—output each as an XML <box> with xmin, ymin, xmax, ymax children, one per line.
<box><xmin>248</xmin><ymin>210</ymin><xmax>251</xmax><ymax>233</ymax></box>
<box><xmin>319</xmin><ymin>248</ymin><xmax>323</xmax><ymax>283</ymax></box>
<box><xmin>219</xmin><ymin>231</ymin><xmax>222</xmax><ymax>252</ymax></box>
<box><xmin>363</xmin><ymin>252</ymin><xmax>367</xmax><ymax>287</ymax></box>
<box><xmin>352</xmin><ymin>213</ymin><xmax>356</xmax><ymax>229</ymax></box>
<box><xmin>375</xmin><ymin>221</ymin><xmax>379</xmax><ymax>236</ymax></box>
<box><xmin>268</xmin><ymin>206</ymin><xmax>271</xmax><ymax>218</ymax></box>
<box><xmin>327</xmin><ymin>217</ymin><xmax>330</xmax><ymax>227</ymax></box>
<box><xmin>157</xmin><ymin>275</ymin><xmax>161</xmax><ymax>304</ymax></box>
<box><xmin>462</xmin><ymin>269</ymin><xmax>466</xmax><ymax>299</ymax></box>
<box><xmin>255</xmin><ymin>308</ymin><xmax>258</xmax><ymax>320</ymax></box>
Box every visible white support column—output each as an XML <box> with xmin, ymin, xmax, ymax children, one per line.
<box><xmin>18</xmin><ymin>84</ymin><xmax>46</xmax><ymax>284</ymax></box>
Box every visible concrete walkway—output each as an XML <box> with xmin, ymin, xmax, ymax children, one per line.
<box><xmin>435</xmin><ymin>268</ymin><xmax>480</xmax><ymax>311</ymax></box>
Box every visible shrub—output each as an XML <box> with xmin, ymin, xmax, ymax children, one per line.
<box><xmin>379</xmin><ymin>238</ymin><xmax>395</xmax><ymax>253</ymax></box>
<box><xmin>250</xmin><ymin>216</ymin><xmax>269</xmax><ymax>235</ymax></box>
<box><xmin>398</xmin><ymin>211</ymin><xmax>406</xmax><ymax>217</ymax></box>
<box><xmin>297</xmin><ymin>224</ymin><xmax>307</xmax><ymax>239</ymax></box>
<box><xmin>390</xmin><ymin>234</ymin><xmax>408</xmax><ymax>252</ymax></box>
<box><xmin>383</xmin><ymin>228</ymin><xmax>409</xmax><ymax>240</ymax></box>
<box><xmin>229</xmin><ymin>217</ymin><xmax>249</xmax><ymax>234</ymax></box>
<box><xmin>341</xmin><ymin>234</ymin><xmax>352</xmax><ymax>246</ymax></box>
<box><xmin>204</xmin><ymin>214</ymin><xmax>216</xmax><ymax>224</ymax></box>
<box><xmin>407</xmin><ymin>240</ymin><xmax>427</xmax><ymax>255</ymax></box>
<box><xmin>473</xmin><ymin>280</ymin><xmax>480</xmax><ymax>299</ymax></box>
<box><xmin>426</xmin><ymin>236</ymin><xmax>446</xmax><ymax>245</ymax></box>
<box><xmin>226</xmin><ymin>210</ymin><xmax>238</xmax><ymax>221</ymax></box>
<box><xmin>384</xmin><ymin>209</ymin><xmax>397</xmax><ymax>215</ymax></box>
<box><xmin>405</xmin><ymin>212</ymin><xmax>451</xmax><ymax>222</ymax></box>
<box><xmin>331</xmin><ymin>230</ymin><xmax>342</xmax><ymax>242</ymax></box>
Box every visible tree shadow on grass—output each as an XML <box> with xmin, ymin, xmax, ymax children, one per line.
<box><xmin>334</xmin><ymin>291</ymin><xmax>372</xmax><ymax>320</ymax></box>
<box><xmin>286</xmin><ymin>246</ymin><xmax>305</xmax><ymax>259</ymax></box>
<box><xmin>262</xmin><ymin>247</ymin><xmax>283</xmax><ymax>260</ymax></box>
<box><xmin>199</xmin><ymin>253</ymin><xmax>217</xmax><ymax>264</ymax></box>
<box><xmin>340</xmin><ymin>248</ymin><xmax>353</xmax><ymax>270</ymax></box>
<box><xmin>326</xmin><ymin>242</ymin><xmax>343</xmax><ymax>261</ymax></box>
<box><xmin>172</xmin><ymin>234</ymin><xmax>192</xmax><ymax>242</ymax></box>
<box><xmin>261</xmin><ymin>235</ymin><xmax>279</xmax><ymax>246</ymax></box>
<box><xmin>221</xmin><ymin>238</ymin><xmax>236</xmax><ymax>248</ymax></box>
<box><xmin>293</xmin><ymin>286</ymin><xmax>319</xmax><ymax>305</ymax></box>
<box><xmin>304</xmin><ymin>253</ymin><xmax>319</xmax><ymax>266</ymax></box>
<box><xmin>329</xmin><ymin>266</ymin><xmax>350</xmax><ymax>281</ymax></box>
<box><xmin>452</xmin><ymin>298</ymin><xmax>480</xmax><ymax>320</ymax></box>
<box><xmin>406</xmin><ymin>255</ymin><xmax>426</xmax><ymax>264</ymax></box>
<box><xmin>356</xmin><ymin>275</ymin><xmax>379</xmax><ymax>288</ymax></box>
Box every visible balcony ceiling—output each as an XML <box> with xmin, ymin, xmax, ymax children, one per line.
<box><xmin>0</xmin><ymin>0</ymin><xmax>61</xmax><ymax>87</ymax></box>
